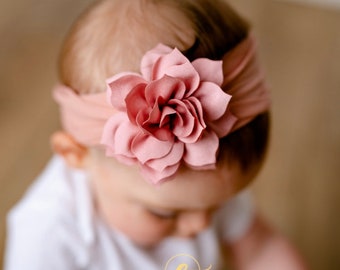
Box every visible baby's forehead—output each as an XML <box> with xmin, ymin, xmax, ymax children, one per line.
<box><xmin>90</xmin><ymin>148</ymin><xmax>247</xmax><ymax>209</ymax></box>
<box><xmin>126</xmin><ymin>167</ymin><xmax>239</xmax><ymax>210</ymax></box>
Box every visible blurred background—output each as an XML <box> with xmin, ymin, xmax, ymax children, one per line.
<box><xmin>0</xmin><ymin>0</ymin><xmax>339</xmax><ymax>269</ymax></box>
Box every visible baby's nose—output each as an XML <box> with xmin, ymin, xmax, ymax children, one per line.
<box><xmin>175</xmin><ymin>210</ymin><xmax>212</xmax><ymax>238</ymax></box>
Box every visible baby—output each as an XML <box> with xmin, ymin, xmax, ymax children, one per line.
<box><xmin>5</xmin><ymin>0</ymin><xmax>306</xmax><ymax>269</ymax></box>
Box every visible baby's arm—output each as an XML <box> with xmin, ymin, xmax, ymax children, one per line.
<box><xmin>225</xmin><ymin>214</ymin><xmax>307</xmax><ymax>270</ymax></box>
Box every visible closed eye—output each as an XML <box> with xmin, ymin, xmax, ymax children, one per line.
<box><xmin>147</xmin><ymin>208</ymin><xmax>177</xmax><ymax>220</ymax></box>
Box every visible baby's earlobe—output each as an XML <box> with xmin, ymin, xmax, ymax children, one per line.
<box><xmin>50</xmin><ymin>131</ymin><xmax>88</xmax><ymax>168</ymax></box>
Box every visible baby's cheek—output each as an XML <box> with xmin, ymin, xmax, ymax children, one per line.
<box><xmin>127</xmin><ymin>218</ymin><xmax>173</xmax><ymax>246</ymax></box>
<box><xmin>100</xmin><ymin>202</ymin><xmax>174</xmax><ymax>246</ymax></box>
<box><xmin>121</xmin><ymin>210</ymin><xmax>175</xmax><ymax>246</ymax></box>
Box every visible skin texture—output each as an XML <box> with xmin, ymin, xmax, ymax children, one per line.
<box><xmin>51</xmin><ymin>132</ymin><xmax>307</xmax><ymax>269</ymax></box>
<box><xmin>86</xmin><ymin>149</ymin><xmax>258</xmax><ymax>247</ymax></box>
<box><xmin>52</xmin><ymin>131</ymin><xmax>259</xmax><ymax>247</ymax></box>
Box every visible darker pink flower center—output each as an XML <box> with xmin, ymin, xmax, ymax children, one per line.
<box><xmin>125</xmin><ymin>75</ymin><xmax>205</xmax><ymax>142</ymax></box>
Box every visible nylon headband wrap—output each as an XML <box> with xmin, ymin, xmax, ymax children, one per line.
<box><xmin>53</xmin><ymin>34</ymin><xmax>270</xmax><ymax>184</ymax></box>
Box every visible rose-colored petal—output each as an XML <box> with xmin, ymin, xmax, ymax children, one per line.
<box><xmin>145</xmin><ymin>141</ymin><xmax>184</xmax><ymax>172</ymax></box>
<box><xmin>140</xmin><ymin>162</ymin><xmax>181</xmax><ymax>184</ymax></box>
<box><xmin>145</xmin><ymin>127</ymin><xmax>173</xmax><ymax>142</ymax></box>
<box><xmin>192</xmin><ymin>59</ymin><xmax>223</xmax><ymax>85</ymax></box>
<box><xmin>183</xmin><ymin>130</ymin><xmax>219</xmax><ymax>167</ymax></box>
<box><xmin>176</xmin><ymin>98</ymin><xmax>206</xmax><ymax>143</ymax></box>
<box><xmin>139</xmin><ymin>104</ymin><xmax>173</xmax><ymax>141</ymax></box>
<box><xmin>148</xmin><ymin>48</ymin><xmax>200</xmax><ymax>94</ymax></box>
<box><xmin>101</xmin><ymin>112</ymin><xmax>126</xmax><ymax>153</ymax></box>
<box><xmin>113</xmin><ymin>120</ymin><xmax>140</xmax><ymax>158</ymax></box>
<box><xmin>208</xmin><ymin>110</ymin><xmax>238</xmax><ymax>138</ymax></box>
<box><xmin>141</xmin><ymin>44</ymin><xmax>173</xmax><ymax>81</ymax></box>
<box><xmin>194</xmin><ymin>81</ymin><xmax>232</xmax><ymax>121</ymax></box>
<box><xmin>163</xmin><ymin>62</ymin><xmax>200</xmax><ymax>96</ymax></box>
<box><xmin>131</xmin><ymin>133</ymin><xmax>174</xmax><ymax>164</ymax></box>
<box><xmin>101</xmin><ymin>113</ymin><xmax>140</xmax><ymax>160</ymax></box>
<box><xmin>145</xmin><ymin>76</ymin><xmax>186</xmax><ymax>105</ymax></box>
<box><xmin>149</xmin><ymin>47</ymin><xmax>189</xmax><ymax>80</ymax></box>
<box><xmin>160</xmin><ymin>106</ymin><xmax>177</xmax><ymax>127</ymax></box>
<box><xmin>145</xmin><ymin>101</ymin><xmax>162</xmax><ymax>125</ymax></box>
<box><xmin>145</xmin><ymin>129</ymin><xmax>172</xmax><ymax>142</ymax></box>
<box><xmin>125</xmin><ymin>84</ymin><xmax>149</xmax><ymax>124</ymax></box>
<box><xmin>169</xmin><ymin>99</ymin><xmax>196</xmax><ymax>139</ymax></box>
<box><xmin>184</xmin><ymin>97</ymin><xmax>205</xmax><ymax>127</ymax></box>
<box><xmin>106</xmin><ymin>73</ymin><xmax>146</xmax><ymax>111</ymax></box>
<box><xmin>135</xmin><ymin>106</ymin><xmax>152</xmax><ymax>129</ymax></box>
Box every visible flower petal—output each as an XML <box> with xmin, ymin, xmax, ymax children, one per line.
<box><xmin>194</xmin><ymin>81</ymin><xmax>232</xmax><ymax>121</ymax></box>
<box><xmin>125</xmin><ymin>84</ymin><xmax>149</xmax><ymax>124</ymax></box>
<box><xmin>183</xmin><ymin>130</ymin><xmax>219</xmax><ymax>167</ymax></box>
<box><xmin>146</xmin><ymin>47</ymin><xmax>200</xmax><ymax>94</ymax></box>
<box><xmin>184</xmin><ymin>97</ymin><xmax>205</xmax><ymax>128</ymax></box>
<box><xmin>131</xmin><ymin>133</ymin><xmax>174</xmax><ymax>164</ymax></box>
<box><xmin>164</xmin><ymin>62</ymin><xmax>200</xmax><ymax>96</ymax></box>
<box><xmin>177</xmin><ymin>98</ymin><xmax>206</xmax><ymax>143</ymax></box>
<box><xmin>145</xmin><ymin>141</ymin><xmax>184</xmax><ymax>172</ymax></box>
<box><xmin>141</xmin><ymin>44</ymin><xmax>173</xmax><ymax>81</ymax></box>
<box><xmin>101</xmin><ymin>113</ymin><xmax>139</xmax><ymax>158</ymax></box>
<box><xmin>160</xmin><ymin>106</ymin><xmax>177</xmax><ymax>127</ymax></box>
<box><xmin>149</xmin><ymin>47</ymin><xmax>189</xmax><ymax>79</ymax></box>
<box><xmin>114</xmin><ymin>121</ymin><xmax>140</xmax><ymax>159</ymax></box>
<box><xmin>192</xmin><ymin>59</ymin><xmax>223</xmax><ymax>85</ymax></box>
<box><xmin>140</xmin><ymin>163</ymin><xmax>181</xmax><ymax>184</ymax></box>
<box><xmin>106</xmin><ymin>73</ymin><xmax>146</xmax><ymax>111</ymax></box>
<box><xmin>139</xmin><ymin>103</ymin><xmax>174</xmax><ymax>141</ymax></box>
<box><xmin>145</xmin><ymin>76</ymin><xmax>186</xmax><ymax>105</ymax></box>
<box><xmin>169</xmin><ymin>99</ymin><xmax>196</xmax><ymax>139</ymax></box>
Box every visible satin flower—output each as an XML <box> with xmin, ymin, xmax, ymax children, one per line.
<box><xmin>101</xmin><ymin>44</ymin><xmax>232</xmax><ymax>183</ymax></box>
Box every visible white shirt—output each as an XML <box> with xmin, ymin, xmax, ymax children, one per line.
<box><xmin>4</xmin><ymin>156</ymin><xmax>255</xmax><ymax>270</ymax></box>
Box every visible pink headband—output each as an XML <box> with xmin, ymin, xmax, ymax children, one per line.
<box><xmin>53</xmin><ymin>34</ymin><xmax>270</xmax><ymax>183</ymax></box>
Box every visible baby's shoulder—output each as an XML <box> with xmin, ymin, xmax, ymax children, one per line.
<box><xmin>5</xmin><ymin>156</ymin><xmax>93</xmax><ymax>269</ymax></box>
<box><xmin>7</xmin><ymin>188</ymin><xmax>78</xmax><ymax>238</ymax></box>
<box><xmin>6</xmin><ymin>205</ymin><xmax>86</xmax><ymax>269</ymax></box>
<box><xmin>8</xmin><ymin>156</ymin><xmax>84</xmax><ymax>225</ymax></box>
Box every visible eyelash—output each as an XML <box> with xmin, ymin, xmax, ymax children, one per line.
<box><xmin>147</xmin><ymin>206</ymin><xmax>220</xmax><ymax>220</ymax></box>
<box><xmin>148</xmin><ymin>209</ymin><xmax>177</xmax><ymax>220</ymax></box>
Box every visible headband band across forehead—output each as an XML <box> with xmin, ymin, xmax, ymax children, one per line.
<box><xmin>53</xmin><ymin>34</ymin><xmax>270</xmax><ymax>184</ymax></box>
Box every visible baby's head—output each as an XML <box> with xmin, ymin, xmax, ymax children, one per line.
<box><xmin>59</xmin><ymin>0</ymin><xmax>250</xmax><ymax>93</ymax></box>
<box><xmin>51</xmin><ymin>0</ymin><xmax>270</xmax><ymax>246</ymax></box>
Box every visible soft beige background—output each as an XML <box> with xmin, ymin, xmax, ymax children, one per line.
<box><xmin>1</xmin><ymin>0</ymin><xmax>339</xmax><ymax>269</ymax></box>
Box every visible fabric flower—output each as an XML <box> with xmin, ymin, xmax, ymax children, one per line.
<box><xmin>101</xmin><ymin>44</ymin><xmax>233</xmax><ymax>183</ymax></box>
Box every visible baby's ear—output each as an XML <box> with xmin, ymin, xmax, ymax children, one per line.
<box><xmin>50</xmin><ymin>131</ymin><xmax>88</xmax><ymax>168</ymax></box>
